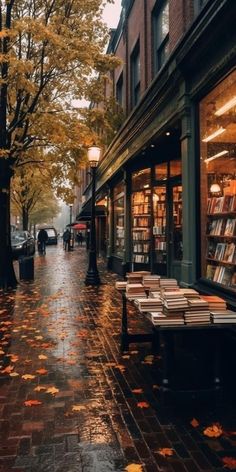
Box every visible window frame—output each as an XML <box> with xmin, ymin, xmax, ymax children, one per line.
<box><xmin>130</xmin><ymin>39</ymin><xmax>141</xmax><ymax>108</ymax></box>
<box><xmin>152</xmin><ymin>0</ymin><xmax>169</xmax><ymax>74</ymax></box>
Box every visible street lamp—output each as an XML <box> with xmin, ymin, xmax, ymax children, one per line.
<box><xmin>85</xmin><ymin>146</ymin><xmax>101</xmax><ymax>285</ymax></box>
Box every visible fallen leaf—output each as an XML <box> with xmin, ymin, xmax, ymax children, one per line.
<box><xmin>46</xmin><ymin>387</ymin><xmax>59</xmax><ymax>395</ymax></box>
<box><xmin>34</xmin><ymin>386</ymin><xmax>47</xmax><ymax>392</ymax></box>
<box><xmin>115</xmin><ymin>364</ymin><xmax>126</xmax><ymax>372</ymax></box>
<box><xmin>72</xmin><ymin>405</ymin><xmax>86</xmax><ymax>412</ymax></box>
<box><xmin>222</xmin><ymin>456</ymin><xmax>236</xmax><ymax>470</ymax></box>
<box><xmin>203</xmin><ymin>423</ymin><xmax>223</xmax><ymax>438</ymax></box>
<box><xmin>191</xmin><ymin>418</ymin><xmax>200</xmax><ymax>428</ymax></box>
<box><xmin>38</xmin><ymin>355</ymin><xmax>48</xmax><ymax>360</ymax></box>
<box><xmin>137</xmin><ymin>401</ymin><xmax>149</xmax><ymax>409</ymax></box>
<box><xmin>158</xmin><ymin>448</ymin><xmax>174</xmax><ymax>457</ymax></box>
<box><xmin>105</xmin><ymin>362</ymin><xmax>116</xmax><ymax>367</ymax></box>
<box><xmin>131</xmin><ymin>389</ymin><xmax>143</xmax><ymax>394</ymax></box>
<box><xmin>36</xmin><ymin>368</ymin><xmax>48</xmax><ymax>375</ymax></box>
<box><xmin>9</xmin><ymin>372</ymin><xmax>20</xmax><ymax>377</ymax></box>
<box><xmin>125</xmin><ymin>464</ymin><xmax>143</xmax><ymax>472</ymax></box>
<box><xmin>122</xmin><ymin>355</ymin><xmax>130</xmax><ymax>359</ymax></box>
<box><xmin>22</xmin><ymin>374</ymin><xmax>36</xmax><ymax>380</ymax></box>
<box><xmin>24</xmin><ymin>399</ymin><xmax>42</xmax><ymax>407</ymax></box>
<box><xmin>1</xmin><ymin>365</ymin><xmax>14</xmax><ymax>374</ymax></box>
<box><xmin>67</xmin><ymin>360</ymin><xmax>76</xmax><ymax>365</ymax></box>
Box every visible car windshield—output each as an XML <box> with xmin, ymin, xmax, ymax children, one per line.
<box><xmin>11</xmin><ymin>232</ymin><xmax>25</xmax><ymax>243</ymax></box>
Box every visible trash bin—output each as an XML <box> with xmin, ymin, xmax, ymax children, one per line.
<box><xmin>19</xmin><ymin>256</ymin><xmax>34</xmax><ymax>280</ymax></box>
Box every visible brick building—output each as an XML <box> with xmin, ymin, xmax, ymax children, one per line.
<box><xmin>78</xmin><ymin>0</ymin><xmax>236</xmax><ymax>306</ymax></box>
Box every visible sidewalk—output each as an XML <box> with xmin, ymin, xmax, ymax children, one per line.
<box><xmin>0</xmin><ymin>244</ymin><xmax>236</xmax><ymax>472</ymax></box>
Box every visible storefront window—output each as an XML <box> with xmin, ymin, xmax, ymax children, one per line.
<box><xmin>200</xmin><ymin>70</ymin><xmax>236</xmax><ymax>291</ymax></box>
<box><xmin>155</xmin><ymin>163</ymin><xmax>168</xmax><ymax>180</ymax></box>
<box><xmin>113</xmin><ymin>183</ymin><xmax>124</xmax><ymax>257</ymax></box>
<box><xmin>170</xmin><ymin>159</ymin><xmax>181</xmax><ymax>177</ymax></box>
<box><xmin>132</xmin><ymin>169</ymin><xmax>151</xmax><ymax>264</ymax></box>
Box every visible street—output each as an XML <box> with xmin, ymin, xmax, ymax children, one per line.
<box><xmin>0</xmin><ymin>243</ymin><xmax>235</xmax><ymax>472</ymax></box>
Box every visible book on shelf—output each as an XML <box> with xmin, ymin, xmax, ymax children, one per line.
<box><xmin>213</xmin><ymin>197</ymin><xmax>224</xmax><ymax>214</ymax></box>
<box><xmin>224</xmin><ymin>218</ymin><xmax>236</xmax><ymax>236</ymax></box>
<box><xmin>214</xmin><ymin>243</ymin><xmax>226</xmax><ymax>261</ymax></box>
<box><xmin>207</xmin><ymin>240</ymin><xmax>217</xmax><ymax>258</ymax></box>
<box><xmin>206</xmin><ymin>264</ymin><xmax>216</xmax><ymax>280</ymax></box>
<box><xmin>223</xmin><ymin>243</ymin><xmax>235</xmax><ymax>262</ymax></box>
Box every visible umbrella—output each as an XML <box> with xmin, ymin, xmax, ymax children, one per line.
<box><xmin>71</xmin><ymin>223</ymin><xmax>87</xmax><ymax>230</ymax></box>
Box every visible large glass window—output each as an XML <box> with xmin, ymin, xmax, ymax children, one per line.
<box><xmin>152</xmin><ymin>0</ymin><xmax>169</xmax><ymax>73</ymax></box>
<box><xmin>131</xmin><ymin>169</ymin><xmax>151</xmax><ymax>265</ymax></box>
<box><xmin>116</xmin><ymin>73</ymin><xmax>123</xmax><ymax>108</ymax></box>
<box><xmin>113</xmin><ymin>183</ymin><xmax>125</xmax><ymax>257</ymax></box>
<box><xmin>200</xmin><ymin>70</ymin><xmax>236</xmax><ymax>291</ymax></box>
<box><xmin>131</xmin><ymin>40</ymin><xmax>141</xmax><ymax>107</ymax></box>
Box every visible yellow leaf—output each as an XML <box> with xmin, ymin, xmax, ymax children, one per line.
<box><xmin>22</xmin><ymin>374</ymin><xmax>36</xmax><ymax>380</ymax></box>
<box><xmin>203</xmin><ymin>423</ymin><xmax>223</xmax><ymax>438</ymax></box>
<box><xmin>158</xmin><ymin>448</ymin><xmax>174</xmax><ymax>457</ymax></box>
<box><xmin>38</xmin><ymin>354</ymin><xmax>48</xmax><ymax>360</ymax></box>
<box><xmin>9</xmin><ymin>371</ymin><xmax>20</xmax><ymax>377</ymax></box>
<box><xmin>34</xmin><ymin>386</ymin><xmax>47</xmax><ymax>392</ymax></box>
<box><xmin>46</xmin><ymin>387</ymin><xmax>59</xmax><ymax>395</ymax></box>
<box><xmin>125</xmin><ymin>464</ymin><xmax>143</xmax><ymax>472</ymax></box>
<box><xmin>72</xmin><ymin>405</ymin><xmax>86</xmax><ymax>412</ymax></box>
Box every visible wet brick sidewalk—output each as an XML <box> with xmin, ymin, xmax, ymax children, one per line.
<box><xmin>0</xmin><ymin>244</ymin><xmax>236</xmax><ymax>472</ymax></box>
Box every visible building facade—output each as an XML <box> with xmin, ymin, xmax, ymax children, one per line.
<box><xmin>80</xmin><ymin>0</ymin><xmax>236</xmax><ymax>306</ymax></box>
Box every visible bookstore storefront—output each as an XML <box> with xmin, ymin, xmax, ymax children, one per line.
<box><xmin>199</xmin><ymin>69</ymin><xmax>236</xmax><ymax>295</ymax></box>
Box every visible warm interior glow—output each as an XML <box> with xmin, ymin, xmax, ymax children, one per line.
<box><xmin>210</xmin><ymin>183</ymin><xmax>221</xmax><ymax>194</ymax></box>
<box><xmin>202</xmin><ymin>127</ymin><xmax>226</xmax><ymax>142</ymax></box>
<box><xmin>205</xmin><ymin>150</ymin><xmax>229</xmax><ymax>162</ymax></box>
<box><xmin>215</xmin><ymin>95</ymin><xmax>236</xmax><ymax>116</ymax></box>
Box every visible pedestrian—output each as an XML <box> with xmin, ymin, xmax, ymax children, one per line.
<box><xmin>77</xmin><ymin>232</ymin><xmax>83</xmax><ymax>246</ymax></box>
<box><xmin>63</xmin><ymin>229</ymin><xmax>71</xmax><ymax>251</ymax></box>
<box><xmin>37</xmin><ymin>228</ymin><xmax>48</xmax><ymax>255</ymax></box>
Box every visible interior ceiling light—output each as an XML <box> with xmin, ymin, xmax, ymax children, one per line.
<box><xmin>205</xmin><ymin>150</ymin><xmax>229</xmax><ymax>162</ymax></box>
<box><xmin>166</xmin><ymin>131</ymin><xmax>170</xmax><ymax>136</ymax></box>
<box><xmin>215</xmin><ymin>95</ymin><xmax>236</xmax><ymax>116</ymax></box>
<box><xmin>202</xmin><ymin>127</ymin><xmax>226</xmax><ymax>142</ymax></box>
<box><xmin>210</xmin><ymin>183</ymin><xmax>221</xmax><ymax>194</ymax></box>
<box><xmin>150</xmin><ymin>144</ymin><xmax>155</xmax><ymax>148</ymax></box>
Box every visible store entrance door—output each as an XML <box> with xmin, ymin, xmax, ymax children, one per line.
<box><xmin>168</xmin><ymin>182</ymin><xmax>183</xmax><ymax>280</ymax></box>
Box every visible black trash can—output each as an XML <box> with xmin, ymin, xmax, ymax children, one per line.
<box><xmin>19</xmin><ymin>256</ymin><xmax>34</xmax><ymax>280</ymax></box>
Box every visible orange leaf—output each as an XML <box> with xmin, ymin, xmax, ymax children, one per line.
<box><xmin>36</xmin><ymin>369</ymin><xmax>48</xmax><ymax>375</ymax></box>
<box><xmin>72</xmin><ymin>404</ymin><xmax>86</xmax><ymax>412</ymax></box>
<box><xmin>22</xmin><ymin>374</ymin><xmax>36</xmax><ymax>380</ymax></box>
<box><xmin>137</xmin><ymin>401</ymin><xmax>149</xmax><ymax>409</ymax></box>
<box><xmin>158</xmin><ymin>448</ymin><xmax>174</xmax><ymax>457</ymax></box>
<box><xmin>222</xmin><ymin>456</ymin><xmax>236</xmax><ymax>470</ymax></box>
<box><xmin>34</xmin><ymin>386</ymin><xmax>47</xmax><ymax>392</ymax></box>
<box><xmin>1</xmin><ymin>365</ymin><xmax>14</xmax><ymax>374</ymax></box>
<box><xmin>191</xmin><ymin>418</ymin><xmax>200</xmax><ymax>428</ymax></box>
<box><xmin>46</xmin><ymin>387</ymin><xmax>59</xmax><ymax>395</ymax></box>
<box><xmin>38</xmin><ymin>354</ymin><xmax>48</xmax><ymax>360</ymax></box>
<box><xmin>24</xmin><ymin>399</ymin><xmax>42</xmax><ymax>407</ymax></box>
<box><xmin>131</xmin><ymin>388</ymin><xmax>143</xmax><ymax>394</ymax></box>
<box><xmin>125</xmin><ymin>464</ymin><xmax>143</xmax><ymax>472</ymax></box>
<box><xmin>203</xmin><ymin>423</ymin><xmax>223</xmax><ymax>438</ymax></box>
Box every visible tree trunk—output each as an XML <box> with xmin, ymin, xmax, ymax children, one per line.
<box><xmin>22</xmin><ymin>207</ymin><xmax>28</xmax><ymax>230</ymax></box>
<box><xmin>0</xmin><ymin>160</ymin><xmax>17</xmax><ymax>289</ymax></box>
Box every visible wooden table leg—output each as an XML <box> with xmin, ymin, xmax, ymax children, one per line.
<box><xmin>121</xmin><ymin>292</ymin><xmax>129</xmax><ymax>351</ymax></box>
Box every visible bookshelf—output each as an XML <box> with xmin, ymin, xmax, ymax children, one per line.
<box><xmin>206</xmin><ymin>195</ymin><xmax>236</xmax><ymax>289</ymax></box>
<box><xmin>132</xmin><ymin>189</ymin><xmax>151</xmax><ymax>264</ymax></box>
<box><xmin>153</xmin><ymin>186</ymin><xmax>166</xmax><ymax>264</ymax></box>
<box><xmin>114</xmin><ymin>193</ymin><xmax>125</xmax><ymax>258</ymax></box>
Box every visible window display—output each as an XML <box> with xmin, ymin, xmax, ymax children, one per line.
<box><xmin>200</xmin><ymin>70</ymin><xmax>236</xmax><ymax>291</ymax></box>
<box><xmin>113</xmin><ymin>183</ymin><xmax>125</xmax><ymax>257</ymax></box>
<box><xmin>153</xmin><ymin>186</ymin><xmax>167</xmax><ymax>264</ymax></box>
<box><xmin>132</xmin><ymin>169</ymin><xmax>151</xmax><ymax>264</ymax></box>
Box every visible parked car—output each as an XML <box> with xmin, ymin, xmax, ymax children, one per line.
<box><xmin>11</xmin><ymin>231</ymin><xmax>35</xmax><ymax>259</ymax></box>
<box><xmin>37</xmin><ymin>227</ymin><xmax>58</xmax><ymax>245</ymax></box>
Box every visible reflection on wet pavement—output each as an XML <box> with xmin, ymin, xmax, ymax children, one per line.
<box><xmin>0</xmin><ymin>244</ymin><xmax>236</xmax><ymax>472</ymax></box>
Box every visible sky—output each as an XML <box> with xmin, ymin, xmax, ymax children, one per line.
<box><xmin>103</xmin><ymin>0</ymin><xmax>122</xmax><ymax>28</ymax></box>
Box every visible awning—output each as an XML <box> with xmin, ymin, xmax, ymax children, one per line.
<box><xmin>76</xmin><ymin>204</ymin><xmax>107</xmax><ymax>221</ymax></box>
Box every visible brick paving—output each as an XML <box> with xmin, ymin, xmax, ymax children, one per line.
<box><xmin>0</xmin><ymin>244</ymin><xmax>236</xmax><ymax>472</ymax></box>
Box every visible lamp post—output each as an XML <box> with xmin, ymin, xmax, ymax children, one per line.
<box><xmin>85</xmin><ymin>146</ymin><xmax>101</xmax><ymax>285</ymax></box>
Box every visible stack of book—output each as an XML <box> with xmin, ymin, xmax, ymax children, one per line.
<box><xmin>135</xmin><ymin>296</ymin><xmax>162</xmax><ymax>313</ymax></box>
<box><xmin>115</xmin><ymin>281</ymin><xmax>127</xmax><ymax>291</ymax></box>
<box><xmin>159</xmin><ymin>278</ymin><xmax>179</xmax><ymax>292</ymax></box>
<box><xmin>126</xmin><ymin>283</ymin><xmax>147</xmax><ymax>299</ymax></box>
<box><xmin>211</xmin><ymin>310</ymin><xmax>236</xmax><ymax>324</ymax></box>
<box><xmin>178</xmin><ymin>288</ymin><xmax>201</xmax><ymax>299</ymax></box>
<box><xmin>160</xmin><ymin>292</ymin><xmax>188</xmax><ymax>325</ymax></box>
<box><xmin>184</xmin><ymin>298</ymin><xmax>210</xmax><ymax>325</ymax></box>
<box><xmin>142</xmin><ymin>275</ymin><xmax>161</xmax><ymax>291</ymax></box>
<box><xmin>126</xmin><ymin>271</ymin><xmax>151</xmax><ymax>284</ymax></box>
<box><xmin>146</xmin><ymin>312</ymin><xmax>185</xmax><ymax>326</ymax></box>
<box><xmin>201</xmin><ymin>295</ymin><xmax>227</xmax><ymax>311</ymax></box>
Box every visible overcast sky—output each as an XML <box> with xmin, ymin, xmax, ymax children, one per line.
<box><xmin>103</xmin><ymin>0</ymin><xmax>122</xmax><ymax>28</ymax></box>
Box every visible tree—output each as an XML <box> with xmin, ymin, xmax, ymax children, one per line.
<box><xmin>11</xmin><ymin>165</ymin><xmax>59</xmax><ymax>230</ymax></box>
<box><xmin>0</xmin><ymin>0</ymin><xmax>118</xmax><ymax>289</ymax></box>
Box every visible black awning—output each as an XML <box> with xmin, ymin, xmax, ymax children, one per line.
<box><xmin>76</xmin><ymin>204</ymin><xmax>107</xmax><ymax>221</ymax></box>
